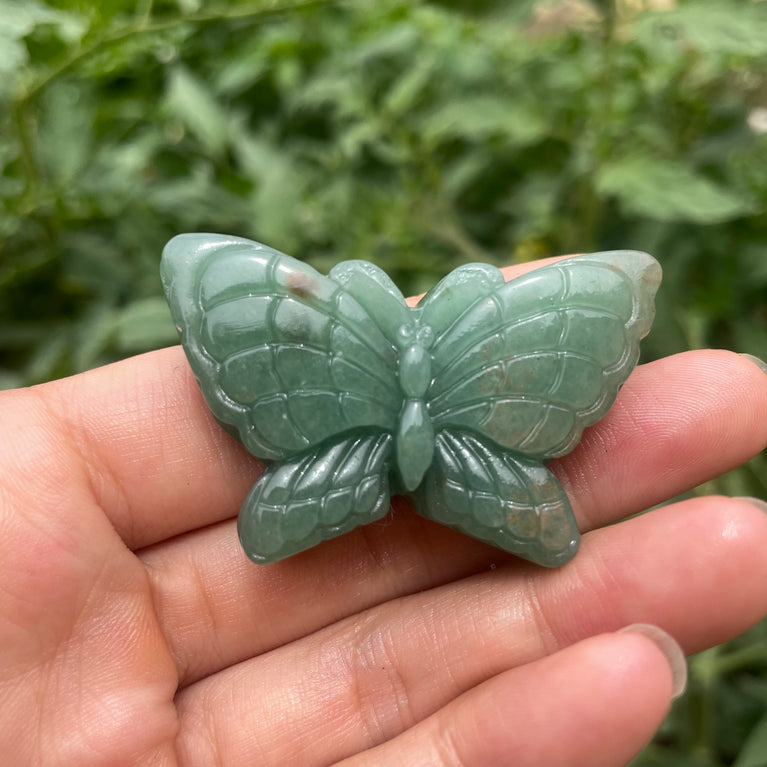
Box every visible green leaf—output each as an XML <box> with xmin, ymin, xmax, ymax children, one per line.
<box><xmin>72</xmin><ymin>304</ymin><xmax>118</xmax><ymax>373</ymax></box>
<box><xmin>0</xmin><ymin>369</ymin><xmax>23</xmax><ymax>391</ymax></box>
<box><xmin>735</xmin><ymin>712</ymin><xmax>767</xmax><ymax>767</ymax></box>
<box><xmin>231</xmin><ymin>129</ymin><xmax>306</xmax><ymax>250</ymax></box>
<box><xmin>635</xmin><ymin>2</ymin><xmax>767</xmax><ymax>57</ymax></box>
<box><xmin>165</xmin><ymin>66</ymin><xmax>229</xmax><ymax>156</ymax></box>
<box><xmin>115</xmin><ymin>297</ymin><xmax>178</xmax><ymax>353</ymax></box>
<box><xmin>351</xmin><ymin>23</ymin><xmax>419</xmax><ymax>65</ymax></box>
<box><xmin>383</xmin><ymin>58</ymin><xmax>435</xmax><ymax>117</ymax></box>
<box><xmin>0</xmin><ymin>0</ymin><xmax>85</xmax><ymax>91</ymax></box>
<box><xmin>0</xmin><ymin>35</ymin><xmax>29</xmax><ymax>81</ymax></box>
<box><xmin>38</xmin><ymin>81</ymin><xmax>94</xmax><ymax>184</ymax></box>
<box><xmin>24</xmin><ymin>328</ymin><xmax>70</xmax><ymax>384</ymax></box>
<box><xmin>0</xmin><ymin>0</ymin><xmax>84</xmax><ymax>46</ymax></box>
<box><xmin>595</xmin><ymin>156</ymin><xmax>753</xmax><ymax>224</ymax></box>
<box><xmin>175</xmin><ymin>0</ymin><xmax>202</xmax><ymax>11</ymax></box>
<box><xmin>442</xmin><ymin>151</ymin><xmax>493</xmax><ymax>198</ymax></box>
<box><xmin>422</xmin><ymin>95</ymin><xmax>547</xmax><ymax>147</ymax></box>
<box><xmin>289</xmin><ymin>70</ymin><xmax>366</xmax><ymax>119</ymax></box>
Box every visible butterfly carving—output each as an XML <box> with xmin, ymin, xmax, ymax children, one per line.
<box><xmin>161</xmin><ymin>234</ymin><xmax>660</xmax><ymax>567</ymax></box>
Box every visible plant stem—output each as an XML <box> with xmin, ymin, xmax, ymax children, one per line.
<box><xmin>10</xmin><ymin>100</ymin><xmax>41</xmax><ymax>197</ymax></box>
<box><xmin>714</xmin><ymin>640</ymin><xmax>767</xmax><ymax>676</ymax></box>
<box><xmin>16</xmin><ymin>0</ymin><xmax>333</xmax><ymax>105</ymax></box>
<box><xmin>136</xmin><ymin>0</ymin><xmax>155</xmax><ymax>28</ymax></box>
<box><xmin>692</xmin><ymin>646</ymin><xmax>720</xmax><ymax>760</ymax></box>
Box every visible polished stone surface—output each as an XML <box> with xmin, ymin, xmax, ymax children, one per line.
<box><xmin>162</xmin><ymin>234</ymin><xmax>661</xmax><ymax>566</ymax></box>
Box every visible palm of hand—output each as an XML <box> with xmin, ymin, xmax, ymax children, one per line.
<box><xmin>3</xmin><ymin>268</ymin><xmax>767</xmax><ymax>767</ymax></box>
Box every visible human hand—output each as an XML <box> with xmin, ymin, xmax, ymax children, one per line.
<box><xmin>2</xmin><ymin>259</ymin><xmax>767</xmax><ymax>767</ymax></box>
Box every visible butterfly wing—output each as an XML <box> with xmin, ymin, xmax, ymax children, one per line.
<box><xmin>329</xmin><ymin>259</ymin><xmax>412</xmax><ymax>347</ymax></box>
<box><xmin>424</xmin><ymin>252</ymin><xmax>661</xmax><ymax>458</ymax></box>
<box><xmin>415</xmin><ymin>430</ymin><xmax>579</xmax><ymax>567</ymax></box>
<box><xmin>239</xmin><ymin>432</ymin><xmax>393</xmax><ymax>563</ymax></box>
<box><xmin>161</xmin><ymin>234</ymin><xmax>402</xmax><ymax>460</ymax></box>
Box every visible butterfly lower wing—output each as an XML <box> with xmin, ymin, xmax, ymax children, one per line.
<box><xmin>161</xmin><ymin>234</ymin><xmax>402</xmax><ymax>460</ymax></box>
<box><xmin>426</xmin><ymin>252</ymin><xmax>661</xmax><ymax>458</ymax></box>
<box><xmin>238</xmin><ymin>431</ymin><xmax>393</xmax><ymax>563</ymax></box>
<box><xmin>414</xmin><ymin>430</ymin><xmax>579</xmax><ymax>567</ymax></box>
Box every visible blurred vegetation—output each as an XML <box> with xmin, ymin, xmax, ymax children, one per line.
<box><xmin>1</xmin><ymin>0</ymin><xmax>766</xmax><ymax>763</ymax></box>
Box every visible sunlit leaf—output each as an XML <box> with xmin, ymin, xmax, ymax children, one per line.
<box><xmin>38</xmin><ymin>81</ymin><xmax>94</xmax><ymax>184</ymax></box>
<box><xmin>635</xmin><ymin>1</ymin><xmax>767</xmax><ymax>57</ymax></box>
<box><xmin>175</xmin><ymin>0</ymin><xmax>202</xmax><ymax>11</ymax></box>
<box><xmin>383</xmin><ymin>58</ymin><xmax>435</xmax><ymax>117</ymax></box>
<box><xmin>165</xmin><ymin>65</ymin><xmax>229</xmax><ymax>156</ymax></box>
<box><xmin>422</xmin><ymin>95</ymin><xmax>547</xmax><ymax>146</ymax></box>
<box><xmin>0</xmin><ymin>0</ymin><xmax>85</xmax><ymax>47</ymax></box>
<box><xmin>596</xmin><ymin>156</ymin><xmax>753</xmax><ymax>224</ymax></box>
<box><xmin>0</xmin><ymin>0</ymin><xmax>85</xmax><ymax>92</ymax></box>
<box><xmin>351</xmin><ymin>23</ymin><xmax>419</xmax><ymax>65</ymax></box>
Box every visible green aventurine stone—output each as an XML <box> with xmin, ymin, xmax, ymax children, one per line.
<box><xmin>161</xmin><ymin>234</ymin><xmax>661</xmax><ymax>567</ymax></box>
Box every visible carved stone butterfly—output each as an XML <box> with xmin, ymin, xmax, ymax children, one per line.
<box><xmin>161</xmin><ymin>234</ymin><xmax>660</xmax><ymax>567</ymax></box>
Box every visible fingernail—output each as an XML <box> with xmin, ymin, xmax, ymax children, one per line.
<box><xmin>736</xmin><ymin>496</ymin><xmax>767</xmax><ymax>514</ymax></box>
<box><xmin>618</xmin><ymin>623</ymin><xmax>687</xmax><ymax>699</ymax></box>
<box><xmin>740</xmin><ymin>353</ymin><xmax>767</xmax><ymax>376</ymax></box>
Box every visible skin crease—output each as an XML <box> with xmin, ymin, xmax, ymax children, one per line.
<box><xmin>1</xmin><ymin>257</ymin><xmax>767</xmax><ymax>766</ymax></box>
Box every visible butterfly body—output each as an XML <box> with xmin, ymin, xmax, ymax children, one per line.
<box><xmin>393</xmin><ymin>318</ymin><xmax>436</xmax><ymax>490</ymax></box>
<box><xmin>162</xmin><ymin>234</ymin><xmax>661</xmax><ymax>567</ymax></box>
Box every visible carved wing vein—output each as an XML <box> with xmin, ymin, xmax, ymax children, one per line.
<box><xmin>196</xmin><ymin>259</ymin><xmax>396</xmax><ymax>369</ymax></box>
<box><xmin>429</xmin><ymin>349</ymin><xmax>609</xmax><ymax>416</ymax></box>
<box><xmin>431</xmin><ymin>305</ymin><xmax>629</xmax><ymax>385</ymax></box>
<box><xmin>162</xmin><ymin>235</ymin><xmax>403</xmax><ymax>461</ymax></box>
<box><xmin>424</xmin><ymin>252</ymin><xmax>660</xmax><ymax>459</ymax></box>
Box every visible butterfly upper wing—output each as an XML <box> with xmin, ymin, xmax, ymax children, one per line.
<box><xmin>161</xmin><ymin>234</ymin><xmax>402</xmax><ymax>460</ymax></box>
<box><xmin>329</xmin><ymin>259</ymin><xmax>412</xmax><ymax>347</ymax></box>
<box><xmin>423</xmin><ymin>252</ymin><xmax>661</xmax><ymax>458</ymax></box>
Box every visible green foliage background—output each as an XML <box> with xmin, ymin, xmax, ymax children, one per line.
<box><xmin>1</xmin><ymin>0</ymin><xmax>766</xmax><ymax>763</ymax></box>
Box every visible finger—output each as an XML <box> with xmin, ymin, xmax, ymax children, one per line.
<box><xmin>337</xmin><ymin>630</ymin><xmax>677</xmax><ymax>767</ymax></box>
<box><xmin>36</xmin><ymin>346</ymin><xmax>261</xmax><ymax>549</ymax></box>
<box><xmin>142</xmin><ymin>350</ymin><xmax>767</xmax><ymax>682</ymax></box>
<box><xmin>0</xmin><ymin>390</ymin><xmax>179</xmax><ymax>766</ymax></box>
<box><xmin>558</xmin><ymin>349</ymin><xmax>767</xmax><ymax>530</ymax></box>
<box><xmin>141</xmin><ymin>498</ymin><xmax>494</xmax><ymax>684</ymax></box>
<box><xmin>44</xmin><ymin>340</ymin><xmax>767</xmax><ymax>551</ymax></box>
<box><xmin>172</xmin><ymin>498</ymin><xmax>767</xmax><ymax>765</ymax></box>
